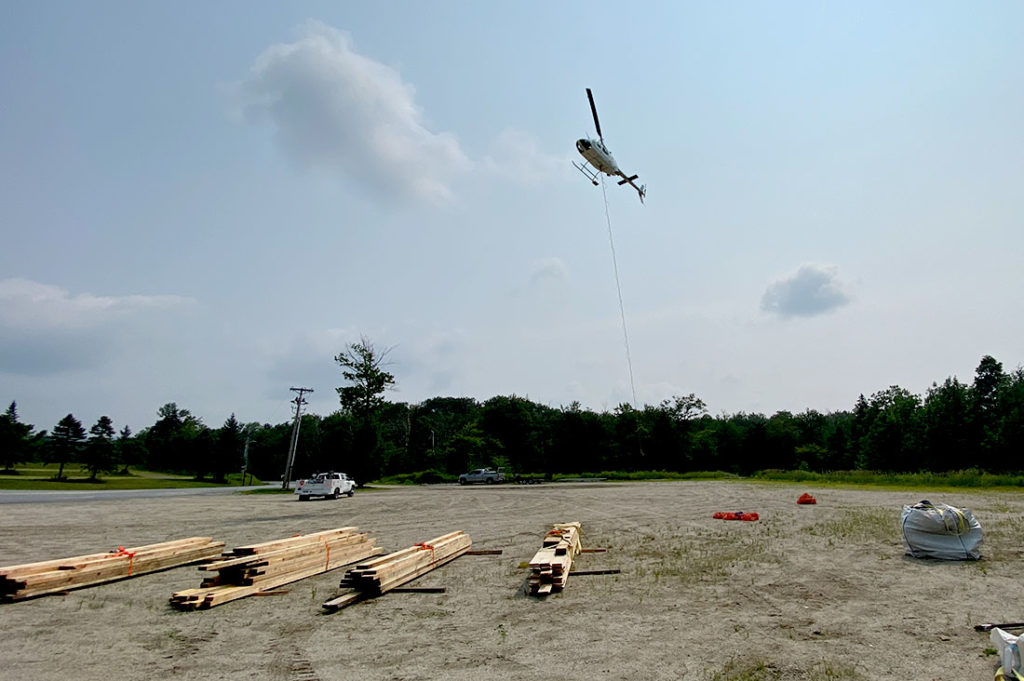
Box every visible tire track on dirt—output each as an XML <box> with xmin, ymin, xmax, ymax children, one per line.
<box><xmin>265</xmin><ymin>623</ymin><xmax>320</xmax><ymax>681</ymax></box>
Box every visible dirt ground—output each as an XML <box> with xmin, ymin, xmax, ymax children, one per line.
<box><xmin>0</xmin><ymin>481</ymin><xmax>1020</xmax><ymax>680</ymax></box>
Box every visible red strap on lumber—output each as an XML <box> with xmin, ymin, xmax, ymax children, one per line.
<box><xmin>109</xmin><ymin>546</ymin><xmax>137</xmax><ymax>575</ymax></box>
<box><xmin>414</xmin><ymin>542</ymin><xmax>436</xmax><ymax>561</ymax></box>
<box><xmin>320</xmin><ymin>537</ymin><xmax>331</xmax><ymax>571</ymax></box>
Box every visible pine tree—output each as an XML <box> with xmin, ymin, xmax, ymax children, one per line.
<box><xmin>83</xmin><ymin>416</ymin><xmax>117</xmax><ymax>480</ymax></box>
<box><xmin>0</xmin><ymin>401</ymin><xmax>34</xmax><ymax>472</ymax></box>
<box><xmin>47</xmin><ymin>414</ymin><xmax>86</xmax><ymax>480</ymax></box>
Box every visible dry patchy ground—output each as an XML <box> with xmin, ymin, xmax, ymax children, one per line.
<box><xmin>1</xmin><ymin>481</ymin><xmax>1021</xmax><ymax>680</ymax></box>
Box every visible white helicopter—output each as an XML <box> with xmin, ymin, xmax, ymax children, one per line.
<box><xmin>573</xmin><ymin>88</ymin><xmax>646</xmax><ymax>204</ymax></box>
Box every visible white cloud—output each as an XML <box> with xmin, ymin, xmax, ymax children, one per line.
<box><xmin>529</xmin><ymin>257</ymin><xmax>569</xmax><ymax>286</ymax></box>
<box><xmin>239</xmin><ymin>22</ymin><xmax>472</xmax><ymax>206</ymax></box>
<box><xmin>396</xmin><ymin>329</ymin><xmax>470</xmax><ymax>396</ymax></box>
<box><xmin>760</xmin><ymin>264</ymin><xmax>851</xmax><ymax>318</ymax></box>
<box><xmin>264</xmin><ymin>328</ymin><xmax>352</xmax><ymax>390</ymax></box>
<box><xmin>0</xmin><ymin>278</ymin><xmax>195</xmax><ymax>375</ymax></box>
<box><xmin>482</xmin><ymin>128</ymin><xmax>572</xmax><ymax>182</ymax></box>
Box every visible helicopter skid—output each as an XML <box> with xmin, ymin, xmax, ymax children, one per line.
<box><xmin>573</xmin><ymin>160</ymin><xmax>601</xmax><ymax>186</ymax></box>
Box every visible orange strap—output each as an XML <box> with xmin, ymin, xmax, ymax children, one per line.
<box><xmin>414</xmin><ymin>542</ymin><xmax>436</xmax><ymax>562</ymax></box>
<box><xmin>110</xmin><ymin>546</ymin><xmax>137</xmax><ymax>575</ymax></box>
<box><xmin>320</xmin><ymin>537</ymin><xmax>331</xmax><ymax>571</ymax></box>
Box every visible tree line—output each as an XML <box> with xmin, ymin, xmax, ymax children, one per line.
<box><xmin>2</xmin><ymin>347</ymin><xmax>1022</xmax><ymax>483</ymax></box>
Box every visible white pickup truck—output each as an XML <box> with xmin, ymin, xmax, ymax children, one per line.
<box><xmin>294</xmin><ymin>472</ymin><xmax>355</xmax><ymax>501</ymax></box>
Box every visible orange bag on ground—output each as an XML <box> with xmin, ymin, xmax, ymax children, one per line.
<box><xmin>712</xmin><ymin>511</ymin><xmax>759</xmax><ymax>521</ymax></box>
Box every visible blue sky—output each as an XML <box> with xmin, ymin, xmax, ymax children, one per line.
<box><xmin>2</xmin><ymin>2</ymin><xmax>1022</xmax><ymax>433</ymax></box>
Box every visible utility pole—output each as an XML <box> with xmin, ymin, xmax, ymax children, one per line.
<box><xmin>282</xmin><ymin>387</ymin><xmax>313</xmax><ymax>490</ymax></box>
<box><xmin>240</xmin><ymin>424</ymin><xmax>254</xmax><ymax>486</ymax></box>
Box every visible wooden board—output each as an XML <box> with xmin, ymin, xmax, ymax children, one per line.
<box><xmin>1</xmin><ymin>538</ymin><xmax>226</xmax><ymax>601</ymax></box>
<box><xmin>169</xmin><ymin>527</ymin><xmax>380</xmax><ymax>611</ymax></box>
<box><xmin>322</xmin><ymin>531</ymin><xmax>471</xmax><ymax>612</ymax></box>
<box><xmin>527</xmin><ymin>522</ymin><xmax>582</xmax><ymax>596</ymax></box>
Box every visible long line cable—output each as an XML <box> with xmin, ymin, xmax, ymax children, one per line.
<box><xmin>600</xmin><ymin>176</ymin><xmax>638</xmax><ymax>408</ymax></box>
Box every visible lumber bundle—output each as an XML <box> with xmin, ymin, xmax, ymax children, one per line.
<box><xmin>0</xmin><ymin>537</ymin><xmax>225</xmax><ymax>601</ymax></box>
<box><xmin>170</xmin><ymin>527</ymin><xmax>381</xmax><ymax>610</ymax></box>
<box><xmin>322</xmin><ymin>530</ymin><xmax>471</xmax><ymax>611</ymax></box>
<box><xmin>527</xmin><ymin>522</ymin><xmax>582</xmax><ymax>596</ymax></box>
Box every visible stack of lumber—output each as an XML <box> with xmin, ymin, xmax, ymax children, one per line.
<box><xmin>322</xmin><ymin>530</ymin><xmax>471</xmax><ymax>611</ymax></box>
<box><xmin>527</xmin><ymin>522</ymin><xmax>582</xmax><ymax>596</ymax></box>
<box><xmin>170</xmin><ymin>527</ymin><xmax>381</xmax><ymax>610</ymax></box>
<box><xmin>0</xmin><ymin>537</ymin><xmax>225</xmax><ymax>601</ymax></box>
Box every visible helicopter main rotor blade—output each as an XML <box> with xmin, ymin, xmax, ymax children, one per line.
<box><xmin>586</xmin><ymin>88</ymin><xmax>603</xmax><ymax>141</ymax></box>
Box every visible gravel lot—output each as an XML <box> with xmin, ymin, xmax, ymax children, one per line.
<box><xmin>1</xmin><ymin>481</ymin><xmax>1020</xmax><ymax>680</ymax></box>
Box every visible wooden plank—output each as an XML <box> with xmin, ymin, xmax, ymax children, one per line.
<box><xmin>0</xmin><ymin>537</ymin><xmax>219</xmax><ymax>578</ymax></box>
<box><xmin>320</xmin><ymin>590</ymin><xmax>365</xmax><ymax>611</ymax></box>
<box><xmin>238</xmin><ymin>545</ymin><xmax>382</xmax><ymax>583</ymax></box>
<box><xmin>170</xmin><ymin>530</ymin><xmax>381</xmax><ymax>610</ymax></box>
<box><xmin>229</xmin><ymin>527</ymin><xmax>359</xmax><ymax>555</ymax></box>
<box><xmin>349</xmin><ymin>531</ymin><xmax>465</xmax><ymax>571</ymax></box>
<box><xmin>527</xmin><ymin>523</ymin><xmax>583</xmax><ymax>596</ymax></box>
<box><xmin>322</xmin><ymin>531</ymin><xmax>471</xmax><ymax>612</ymax></box>
<box><xmin>13</xmin><ymin>544</ymin><xmax>224</xmax><ymax>590</ymax></box>
<box><xmin>346</xmin><ymin>533</ymin><xmax>469</xmax><ymax>584</ymax></box>
<box><xmin>173</xmin><ymin>561</ymin><xmax>326</xmax><ymax>610</ymax></box>
<box><xmin>202</xmin><ymin>533</ymin><xmax>373</xmax><ymax>571</ymax></box>
<box><xmin>3</xmin><ymin>540</ymin><xmax>225</xmax><ymax>601</ymax></box>
<box><xmin>371</xmin><ymin>543</ymin><xmax>470</xmax><ymax>594</ymax></box>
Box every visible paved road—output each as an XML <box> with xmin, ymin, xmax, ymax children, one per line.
<box><xmin>0</xmin><ymin>483</ymin><xmax>277</xmax><ymax>504</ymax></box>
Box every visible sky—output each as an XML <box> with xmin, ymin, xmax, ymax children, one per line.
<box><xmin>1</xmin><ymin>2</ymin><xmax>1022</xmax><ymax>433</ymax></box>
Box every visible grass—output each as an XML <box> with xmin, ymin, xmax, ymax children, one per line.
<box><xmin>750</xmin><ymin>469</ymin><xmax>1024</xmax><ymax>490</ymax></box>
<box><xmin>802</xmin><ymin>508</ymin><xmax>899</xmax><ymax>544</ymax></box>
<box><xmin>377</xmin><ymin>469</ymin><xmax>456</xmax><ymax>485</ymax></box>
<box><xmin>560</xmin><ymin>470</ymin><xmax>741</xmax><ymax>481</ymax></box>
<box><xmin>972</xmin><ymin>514</ymin><xmax>1024</xmax><ymax>563</ymax></box>
<box><xmin>0</xmin><ymin>464</ymin><xmax>259</xmax><ymax>490</ymax></box>
<box><xmin>368</xmin><ymin>467</ymin><xmax>1024</xmax><ymax>490</ymax></box>
<box><xmin>632</xmin><ymin>523</ymin><xmax>777</xmax><ymax>586</ymax></box>
<box><xmin>374</xmin><ymin>469</ymin><xmax>741</xmax><ymax>484</ymax></box>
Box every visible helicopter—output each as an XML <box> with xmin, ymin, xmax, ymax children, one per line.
<box><xmin>573</xmin><ymin>88</ymin><xmax>646</xmax><ymax>204</ymax></box>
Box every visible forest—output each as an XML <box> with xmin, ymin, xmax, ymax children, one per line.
<box><xmin>2</xmin><ymin>344</ymin><xmax>1022</xmax><ymax>484</ymax></box>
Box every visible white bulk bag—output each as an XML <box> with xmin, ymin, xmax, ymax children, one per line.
<box><xmin>991</xmin><ymin>627</ymin><xmax>1024</xmax><ymax>678</ymax></box>
<box><xmin>900</xmin><ymin>500</ymin><xmax>982</xmax><ymax>560</ymax></box>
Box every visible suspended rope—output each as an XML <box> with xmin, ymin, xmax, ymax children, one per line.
<box><xmin>600</xmin><ymin>176</ymin><xmax>638</xmax><ymax>408</ymax></box>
